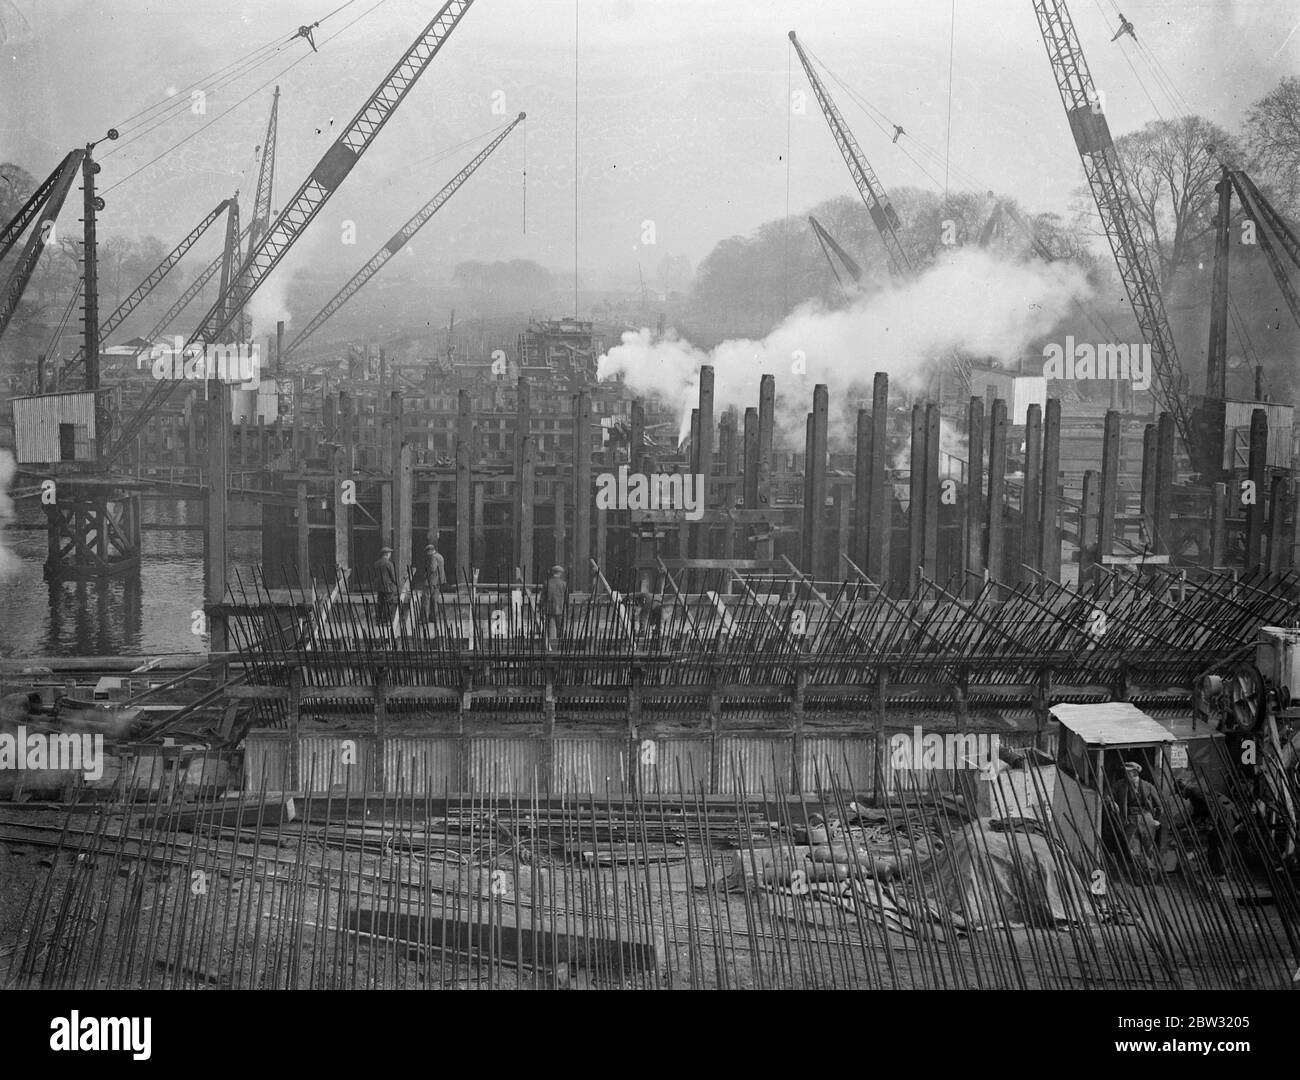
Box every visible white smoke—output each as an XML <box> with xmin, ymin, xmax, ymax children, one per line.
<box><xmin>597</xmin><ymin>248</ymin><xmax>1091</xmax><ymax>449</ymax></box>
<box><xmin>0</xmin><ymin>448</ymin><xmax>17</xmax><ymax>578</ymax></box>
<box><xmin>246</xmin><ymin>269</ymin><xmax>291</xmax><ymax>342</ymax></box>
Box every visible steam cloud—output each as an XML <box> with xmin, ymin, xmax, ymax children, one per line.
<box><xmin>597</xmin><ymin>248</ymin><xmax>1091</xmax><ymax>448</ymax></box>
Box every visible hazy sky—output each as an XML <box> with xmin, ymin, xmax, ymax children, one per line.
<box><xmin>2</xmin><ymin>0</ymin><xmax>1296</xmax><ymax>290</ymax></box>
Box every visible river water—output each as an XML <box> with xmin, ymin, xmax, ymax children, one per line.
<box><xmin>0</xmin><ymin>498</ymin><xmax>261</xmax><ymax>659</ymax></box>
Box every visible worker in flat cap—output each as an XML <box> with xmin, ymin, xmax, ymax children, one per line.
<box><xmin>373</xmin><ymin>546</ymin><xmax>399</xmax><ymax>625</ymax></box>
<box><xmin>422</xmin><ymin>542</ymin><xmax>445</xmax><ymax>621</ymax></box>
<box><xmin>542</xmin><ymin>565</ymin><xmax>567</xmax><ymax>651</ymax></box>
<box><xmin>1120</xmin><ymin>761</ymin><xmax>1165</xmax><ymax>876</ymax></box>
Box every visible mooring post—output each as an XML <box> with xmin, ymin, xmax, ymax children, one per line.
<box><xmin>1267</xmin><ymin>474</ymin><xmax>1288</xmax><ymax>575</ymax></box>
<box><xmin>1246</xmin><ymin>408</ymin><xmax>1268</xmax><ymax>573</ymax></box>
<box><xmin>333</xmin><ymin>444</ymin><xmax>351</xmax><ymax>576</ymax></box>
<box><xmin>1154</xmin><ymin>412</ymin><xmax>1176</xmax><ymax>557</ymax></box>
<box><xmin>1079</xmin><ymin>470</ymin><xmax>1101</xmax><ymax>586</ymax></box>
<box><xmin>574</xmin><ymin>390</ymin><xmax>593</xmax><ymax>590</ymax></box>
<box><xmin>553</xmin><ymin>481</ymin><xmax>567</xmax><ymax>566</ymax></box>
<box><xmin>542</xmin><ymin>674</ymin><xmax>556</xmax><ymax>795</ymax></box>
<box><xmin>804</xmin><ymin>384</ymin><xmax>828</xmax><ymax>579</ymax></box>
<box><xmin>708</xmin><ymin>677</ymin><xmax>723</xmax><ymax>795</ymax></box>
<box><xmin>854</xmin><ymin>407</ymin><xmax>870</xmax><ymax>568</ymax></box>
<box><xmin>758</xmin><ymin>374</ymin><xmax>775</xmax><ymax>508</ymax></box>
<box><xmin>743</xmin><ymin>406</ymin><xmax>759</xmax><ymax>510</ymax></box>
<box><xmin>627</xmin><ymin>668</ymin><xmax>643</xmax><ymax>796</ymax></box>
<box><xmin>205</xmin><ymin>381</ymin><xmax>229</xmax><ymax>654</ymax></box>
<box><xmin>873</xmin><ymin>667</ymin><xmax>889</xmax><ymax>804</ymax></box>
<box><xmin>790</xmin><ymin>666</ymin><xmax>807</xmax><ymax>796</ymax></box>
<box><xmin>427</xmin><ymin>481</ymin><xmax>439</xmax><ymax>549</ymax></box>
<box><xmin>630</xmin><ymin>397</ymin><xmax>645</xmax><ymax>474</ymax></box>
<box><xmin>696</xmin><ymin>366</ymin><xmax>715</xmax><ymax>558</ymax></box>
<box><xmin>867</xmin><ymin>373</ymin><xmax>890</xmax><ymax>589</ymax></box>
<box><xmin>1098</xmin><ymin>409</ymin><xmax>1121</xmax><ymax>564</ymax></box>
<box><xmin>519</xmin><ymin>436</ymin><xmax>535</xmax><ymax>583</ymax></box>
<box><xmin>296</xmin><ymin>481</ymin><xmax>309</xmax><ymax>581</ymax></box>
<box><xmin>1040</xmin><ymin>397</ymin><xmax>1062</xmax><ymax>583</ymax></box>
<box><xmin>397</xmin><ymin>442</ymin><xmax>413</xmax><ymax>586</ymax></box>
<box><xmin>1021</xmin><ymin>403</ymin><xmax>1042</xmax><ymax>582</ymax></box>
<box><xmin>986</xmin><ymin>397</ymin><xmax>1008</xmax><ymax>588</ymax></box>
<box><xmin>1138</xmin><ymin>423</ymin><xmax>1159</xmax><ymax>553</ymax></box>
<box><xmin>1289</xmin><ymin>481</ymin><xmax>1300</xmax><ymax>574</ymax></box>
<box><xmin>923</xmin><ymin>403</ymin><xmax>940</xmax><ymax>581</ymax></box>
<box><xmin>373</xmin><ymin>668</ymin><xmax>388</xmax><ymax>792</ymax></box>
<box><xmin>289</xmin><ymin>667</ymin><xmax>302</xmax><ymax>791</ymax></box>
<box><xmin>908</xmin><ymin>404</ymin><xmax>926</xmax><ymax>595</ymax></box>
<box><xmin>456</xmin><ymin>389</ymin><xmax>473</xmax><ymax>584</ymax></box>
<box><xmin>965</xmin><ymin>396</ymin><xmax>985</xmax><ymax>597</ymax></box>
<box><xmin>1211</xmin><ymin>481</ymin><xmax>1227</xmax><ymax>568</ymax></box>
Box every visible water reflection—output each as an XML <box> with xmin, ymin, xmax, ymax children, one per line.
<box><xmin>0</xmin><ymin>496</ymin><xmax>261</xmax><ymax>658</ymax></box>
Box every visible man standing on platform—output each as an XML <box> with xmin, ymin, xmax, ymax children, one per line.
<box><xmin>423</xmin><ymin>542</ymin><xmax>445</xmax><ymax>620</ymax></box>
<box><xmin>373</xmin><ymin>546</ymin><xmax>399</xmax><ymax>626</ymax></box>
<box><xmin>543</xmin><ymin>565</ymin><xmax>567</xmax><ymax>651</ymax></box>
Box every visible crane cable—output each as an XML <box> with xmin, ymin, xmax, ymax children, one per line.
<box><xmin>104</xmin><ymin>0</ymin><xmax>369</xmax><ymax>154</ymax></box>
<box><xmin>101</xmin><ymin>0</ymin><xmax>393</xmax><ymax>197</ymax></box>
<box><xmin>800</xmin><ymin>35</ymin><xmax>1136</xmax><ymax>362</ymax></box>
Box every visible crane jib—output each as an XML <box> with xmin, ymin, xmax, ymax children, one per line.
<box><xmin>311</xmin><ymin>142</ymin><xmax>360</xmax><ymax>192</ymax></box>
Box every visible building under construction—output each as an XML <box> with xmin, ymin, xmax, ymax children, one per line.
<box><xmin>1</xmin><ymin>0</ymin><xmax>1299</xmax><ymax>994</ymax></box>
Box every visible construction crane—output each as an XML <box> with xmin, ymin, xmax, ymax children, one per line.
<box><xmin>789</xmin><ymin>31</ymin><xmax>911</xmax><ymax>277</ymax></box>
<box><xmin>239</xmin><ymin>87</ymin><xmax>280</xmax><ymax>344</ymax></box>
<box><xmin>808</xmin><ymin>213</ymin><xmax>863</xmax><ymax>297</ymax></box>
<box><xmin>103</xmin><ymin>0</ymin><xmax>480</xmax><ymax>465</ymax></box>
<box><xmin>55</xmin><ymin>196</ymin><xmax>235</xmax><ymax>381</ymax></box>
<box><xmin>1031</xmin><ymin>1</ymin><xmax>1199</xmax><ymax>470</ymax></box>
<box><xmin>789</xmin><ymin>31</ymin><xmax>972</xmax><ymax>391</ymax></box>
<box><xmin>282</xmin><ymin>111</ymin><xmax>524</xmax><ymax>360</ymax></box>
<box><xmin>0</xmin><ymin>149</ymin><xmax>86</xmax><ymax>340</ymax></box>
<box><xmin>134</xmin><ymin>218</ymin><xmax>251</xmax><ymax>358</ymax></box>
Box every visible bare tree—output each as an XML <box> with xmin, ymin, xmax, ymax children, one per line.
<box><xmin>1107</xmin><ymin>116</ymin><xmax>1239</xmax><ymax>289</ymax></box>
<box><xmin>1244</xmin><ymin>76</ymin><xmax>1300</xmax><ymax>214</ymax></box>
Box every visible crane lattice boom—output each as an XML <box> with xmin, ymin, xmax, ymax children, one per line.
<box><xmin>1032</xmin><ymin>0</ymin><xmax>1193</xmax><ymax>462</ymax></box>
<box><xmin>285</xmin><ymin>112</ymin><xmax>525</xmax><ymax>358</ymax></box>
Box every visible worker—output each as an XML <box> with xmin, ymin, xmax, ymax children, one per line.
<box><xmin>373</xmin><ymin>546</ymin><xmax>399</xmax><ymax>626</ymax></box>
<box><xmin>1120</xmin><ymin>762</ymin><xmax>1164</xmax><ymax>875</ymax></box>
<box><xmin>423</xmin><ymin>542</ymin><xmax>445</xmax><ymax>620</ymax></box>
<box><xmin>631</xmin><ymin>584</ymin><xmax>664</xmax><ymax>642</ymax></box>
<box><xmin>891</xmin><ymin>124</ymin><xmax>905</xmax><ymax>144</ymax></box>
<box><xmin>542</xmin><ymin>565</ymin><xmax>567</xmax><ymax>650</ymax></box>
<box><xmin>1111</xmin><ymin>13</ymin><xmax>1135</xmax><ymax>42</ymax></box>
<box><xmin>1173</xmin><ymin>776</ymin><xmax>1228</xmax><ymax>876</ymax></box>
